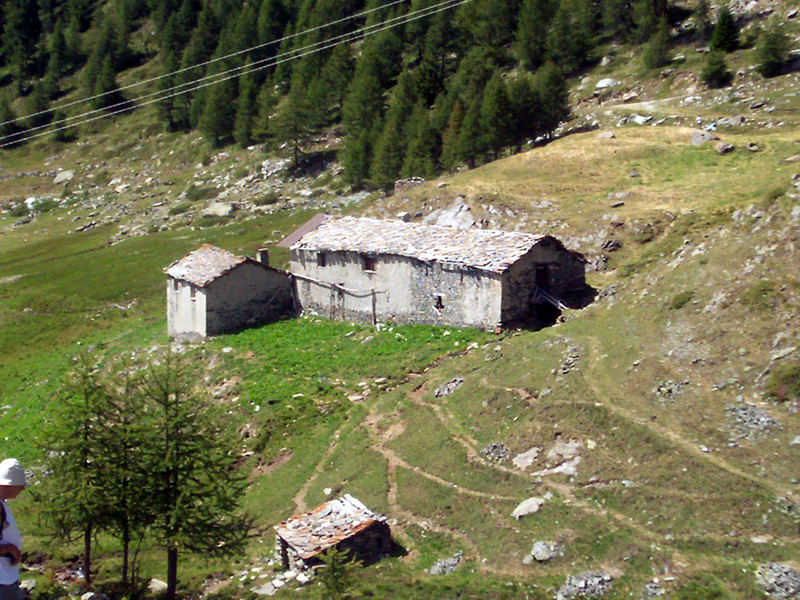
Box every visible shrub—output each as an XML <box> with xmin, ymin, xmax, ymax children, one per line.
<box><xmin>8</xmin><ymin>203</ymin><xmax>29</xmax><ymax>217</ymax></box>
<box><xmin>701</xmin><ymin>51</ymin><xmax>732</xmax><ymax>88</ymax></box>
<box><xmin>740</xmin><ymin>280</ymin><xmax>779</xmax><ymax>310</ymax></box>
<box><xmin>194</xmin><ymin>215</ymin><xmax>229</xmax><ymax>228</ymax></box>
<box><xmin>765</xmin><ymin>362</ymin><xmax>800</xmax><ymax>402</ymax></box>
<box><xmin>254</xmin><ymin>191</ymin><xmax>281</xmax><ymax>206</ymax></box>
<box><xmin>168</xmin><ymin>202</ymin><xmax>191</xmax><ymax>215</ymax></box>
<box><xmin>184</xmin><ymin>184</ymin><xmax>219</xmax><ymax>202</ymax></box>
<box><xmin>643</xmin><ymin>19</ymin><xmax>672</xmax><ymax>69</ymax></box>
<box><xmin>756</xmin><ymin>26</ymin><xmax>789</xmax><ymax>77</ymax></box>
<box><xmin>668</xmin><ymin>290</ymin><xmax>694</xmax><ymax>309</ymax></box>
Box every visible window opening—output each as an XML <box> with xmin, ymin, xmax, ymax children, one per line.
<box><xmin>190</xmin><ymin>286</ymin><xmax>197</xmax><ymax>301</ymax></box>
<box><xmin>317</xmin><ymin>252</ymin><xmax>327</xmax><ymax>267</ymax></box>
<box><xmin>362</xmin><ymin>255</ymin><xmax>376</xmax><ymax>271</ymax></box>
<box><xmin>434</xmin><ymin>295</ymin><xmax>444</xmax><ymax>310</ymax></box>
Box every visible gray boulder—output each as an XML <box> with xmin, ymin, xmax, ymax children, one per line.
<box><xmin>691</xmin><ymin>131</ymin><xmax>719</xmax><ymax>146</ymax></box>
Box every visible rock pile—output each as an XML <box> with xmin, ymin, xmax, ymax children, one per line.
<box><xmin>559</xmin><ymin>345</ymin><xmax>581</xmax><ymax>375</ymax></box>
<box><xmin>654</xmin><ymin>380</ymin><xmax>687</xmax><ymax>403</ymax></box>
<box><xmin>427</xmin><ymin>552</ymin><xmax>463</xmax><ymax>575</ymax></box>
<box><xmin>480</xmin><ymin>441</ymin><xmax>510</xmax><ymax>462</ymax></box>
<box><xmin>726</xmin><ymin>402</ymin><xmax>780</xmax><ymax>440</ymax></box>
<box><xmin>556</xmin><ymin>571</ymin><xmax>614</xmax><ymax>599</ymax></box>
<box><xmin>641</xmin><ymin>581</ymin><xmax>666</xmax><ymax>598</ymax></box>
<box><xmin>756</xmin><ymin>563</ymin><xmax>800</xmax><ymax>599</ymax></box>
<box><xmin>434</xmin><ymin>376</ymin><xmax>464</xmax><ymax>398</ymax></box>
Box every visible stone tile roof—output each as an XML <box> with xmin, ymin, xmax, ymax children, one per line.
<box><xmin>275</xmin><ymin>495</ymin><xmax>387</xmax><ymax>560</ymax></box>
<box><xmin>164</xmin><ymin>244</ymin><xmax>247</xmax><ymax>287</ymax></box>
<box><xmin>291</xmin><ymin>216</ymin><xmax>549</xmax><ymax>274</ymax></box>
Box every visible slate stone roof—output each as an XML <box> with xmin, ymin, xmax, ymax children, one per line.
<box><xmin>291</xmin><ymin>216</ymin><xmax>551</xmax><ymax>274</ymax></box>
<box><xmin>165</xmin><ymin>244</ymin><xmax>248</xmax><ymax>287</ymax></box>
<box><xmin>275</xmin><ymin>495</ymin><xmax>387</xmax><ymax>560</ymax></box>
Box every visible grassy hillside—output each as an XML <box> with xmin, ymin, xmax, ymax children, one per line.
<box><xmin>2</xmin><ymin>14</ymin><xmax>800</xmax><ymax>597</ymax></box>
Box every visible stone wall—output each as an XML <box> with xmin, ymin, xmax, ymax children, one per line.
<box><xmin>291</xmin><ymin>250</ymin><xmax>503</xmax><ymax>329</ymax></box>
<box><xmin>275</xmin><ymin>521</ymin><xmax>392</xmax><ymax>571</ymax></box>
<box><xmin>205</xmin><ymin>263</ymin><xmax>293</xmax><ymax>335</ymax></box>
<box><xmin>167</xmin><ymin>278</ymin><xmax>207</xmax><ymax>340</ymax></box>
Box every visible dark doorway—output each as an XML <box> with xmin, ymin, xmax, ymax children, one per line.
<box><xmin>535</xmin><ymin>265</ymin><xmax>548</xmax><ymax>290</ymax></box>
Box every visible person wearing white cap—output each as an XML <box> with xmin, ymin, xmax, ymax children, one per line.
<box><xmin>0</xmin><ymin>459</ymin><xmax>27</xmax><ymax>600</ymax></box>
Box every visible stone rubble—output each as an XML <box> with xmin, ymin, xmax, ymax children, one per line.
<box><xmin>480</xmin><ymin>441</ymin><xmax>510</xmax><ymax>462</ymax></box>
<box><xmin>434</xmin><ymin>376</ymin><xmax>464</xmax><ymax>397</ymax></box>
<box><xmin>522</xmin><ymin>541</ymin><xmax>561</xmax><ymax>564</ymax></box>
<box><xmin>556</xmin><ymin>571</ymin><xmax>614</xmax><ymax>599</ymax></box>
<box><xmin>641</xmin><ymin>581</ymin><xmax>666</xmax><ymax>598</ymax></box>
<box><xmin>427</xmin><ymin>552</ymin><xmax>464</xmax><ymax>575</ymax></box>
<box><xmin>726</xmin><ymin>401</ymin><xmax>780</xmax><ymax>440</ymax></box>
<box><xmin>756</xmin><ymin>563</ymin><xmax>800</xmax><ymax>599</ymax></box>
<box><xmin>653</xmin><ymin>380</ymin><xmax>688</xmax><ymax>404</ymax></box>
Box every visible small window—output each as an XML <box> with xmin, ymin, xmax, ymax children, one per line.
<box><xmin>362</xmin><ymin>255</ymin><xmax>376</xmax><ymax>272</ymax></box>
<box><xmin>172</xmin><ymin>279</ymin><xmax>179</xmax><ymax>290</ymax></box>
<box><xmin>190</xmin><ymin>286</ymin><xmax>197</xmax><ymax>301</ymax></box>
<box><xmin>434</xmin><ymin>295</ymin><xmax>444</xmax><ymax>310</ymax></box>
<box><xmin>317</xmin><ymin>252</ymin><xmax>327</xmax><ymax>267</ymax></box>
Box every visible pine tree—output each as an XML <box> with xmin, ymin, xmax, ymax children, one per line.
<box><xmin>507</xmin><ymin>73</ymin><xmax>540</xmax><ymax>151</ymax></box>
<box><xmin>602</xmin><ymin>0</ymin><xmax>634</xmax><ymax>41</ymax></box>
<box><xmin>402</xmin><ymin>102</ymin><xmax>438</xmax><ymax>178</ymax></box>
<box><xmin>252</xmin><ymin>81</ymin><xmax>277</xmax><ymax>143</ymax></box>
<box><xmin>457</xmin><ymin>95</ymin><xmax>485</xmax><ymax>168</ymax></box>
<box><xmin>642</xmin><ymin>18</ymin><xmax>672</xmax><ymax>69</ymax></box>
<box><xmin>755</xmin><ymin>25</ymin><xmax>789</xmax><ymax>77</ymax></box>
<box><xmin>711</xmin><ymin>4</ymin><xmax>739</xmax><ymax>52</ymax></box>
<box><xmin>546</xmin><ymin>0</ymin><xmax>595</xmax><ymax>74</ymax></box>
<box><xmin>440</xmin><ymin>99</ymin><xmax>465</xmax><ymax>171</ymax></box>
<box><xmin>91</xmin><ymin>55</ymin><xmax>119</xmax><ymax>110</ymax></box>
<box><xmin>2</xmin><ymin>0</ymin><xmax>41</xmax><ymax>91</ymax></box>
<box><xmin>701</xmin><ymin>50</ymin><xmax>732</xmax><ymax>87</ymax></box>
<box><xmin>198</xmin><ymin>78</ymin><xmax>235</xmax><ymax>147</ymax></box>
<box><xmin>534</xmin><ymin>62</ymin><xmax>569</xmax><ymax>140</ymax></box>
<box><xmin>0</xmin><ymin>98</ymin><xmax>21</xmax><ymax>146</ymax></box>
<box><xmin>138</xmin><ymin>351</ymin><xmax>250</xmax><ymax>600</ymax></box>
<box><xmin>480</xmin><ymin>70</ymin><xmax>513</xmax><ymax>160</ymax></box>
<box><xmin>233</xmin><ymin>63</ymin><xmax>258</xmax><ymax>147</ymax></box>
<box><xmin>320</xmin><ymin>44</ymin><xmax>353</xmax><ymax>118</ymax></box>
<box><xmin>515</xmin><ymin>0</ymin><xmax>557</xmax><ymax>70</ymax></box>
<box><xmin>270</xmin><ymin>75</ymin><xmax>312</xmax><ymax>167</ymax></box>
<box><xmin>371</xmin><ymin>111</ymin><xmax>405</xmax><ymax>193</ymax></box>
<box><xmin>695</xmin><ymin>0</ymin><xmax>712</xmax><ymax>39</ymax></box>
<box><xmin>632</xmin><ymin>0</ymin><xmax>657</xmax><ymax>43</ymax></box>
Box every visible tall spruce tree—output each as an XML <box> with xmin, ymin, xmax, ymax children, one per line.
<box><xmin>271</xmin><ymin>74</ymin><xmax>313</xmax><ymax>167</ymax></box>
<box><xmin>198</xmin><ymin>78</ymin><xmax>235</xmax><ymax>146</ymax></box>
<box><xmin>755</xmin><ymin>25</ymin><xmax>789</xmax><ymax>77</ymax></box>
<box><xmin>711</xmin><ymin>4</ymin><xmax>739</xmax><ymax>52</ymax></box>
<box><xmin>457</xmin><ymin>95</ymin><xmax>485</xmax><ymax>168</ymax></box>
<box><xmin>546</xmin><ymin>0</ymin><xmax>594</xmax><ymax>74</ymax></box>
<box><xmin>402</xmin><ymin>102</ymin><xmax>438</xmax><ymax>178</ymax></box>
<box><xmin>507</xmin><ymin>73</ymin><xmax>540</xmax><ymax>151</ymax></box>
<box><xmin>642</xmin><ymin>18</ymin><xmax>672</xmax><ymax>69</ymax></box>
<box><xmin>515</xmin><ymin>0</ymin><xmax>556</xmax><ymax>70</ymax></box>
<box><xmin>480</xmin><ymin>70</ymin><xmax>513</xmax><ymax>160</ymax></box>
<box><xmin>534</xmin><ymin>62</ymin><xmax>569</xmax><ymax>140</ymax></box>
<box><xmin>440</xmin><ymin>99</ymin><xmax>465</xmax><ymax>171</ymax></box>
<box><xmin>234</xmin><ymin>63</ymin><xmax>258</xmax><ymax>147</ymax></box>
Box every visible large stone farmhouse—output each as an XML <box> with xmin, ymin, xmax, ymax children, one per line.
<box><xmin>284</xmin><ymin>215</ymin><xmax>586</xmax><ymax>330</ymax></box>
<box><xmin>166</xmin><ymin>215</ymin><xmax>587</xmax><ymax>337</ymax></box>
<box><xmin>165</xmin><ymin>244</ymin><xmax>293</xmax><ymax>340</ymax></box>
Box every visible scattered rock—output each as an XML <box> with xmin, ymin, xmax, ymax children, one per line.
<box><xmin>600</xmin><ymin>56</ymin><xmax>612</xmax><ymax>66</ymax></box>
<box><xmin>148</xmin><ymin>579</ymin><xmax>168</xmax><ymax>594</ymax></box>
<box><xmin>747</xmin><ymin>143</ymin><xmax>761</xmax><ymax>152</ymax></box>
<box><xmin>202</xmin><ymin>202</ymin><xmax>235</xmax><ymax>217</ymax></box>
<box><xmin>595</xmin><ymin>78</ymin><xmax>619</xmax><ymax>89</ymax></box>
<box><xmin>396</xmin><ymin>211</ymin><xmax>411</xmax><ymax>222</ymax></box>
<box><xmin>481</xmin><ymin>441</ymin><xmax>510</xmax><ymax>462</ymax></box>
<box><xmin>691</xmin><ymin>131</ymin><xmax>720</xmax><ymax>146</ymax></box>
<box><xmin>53</xmin><ymin>170</ymin><xmax>74</xmax><ymax>184</ymax></box>
<box><xmin>791</xmin><ymin>436</ymin><xmax>800</xmax><ymax>446</ymax></box>
<box><xmin>654</xmin><ymin>380</ymin><xmax>687</xmax><ymax>403</ymax></box>
<box><xmin>596</xmin><ymin>131</ymin><xmax>616</xmax><ymax>140</ymax></box>
<box><xmin>546</xmin><ymin>438</ymin><xmax>582</xmax><ymax>464</ymax></box>
<box><xmin>610</xmin><ymin>201</ymin><xmax>625</xmax><ymax>208</ymax></box>
<box><xmin>622</xmin><ymin>91</ymin><xmax>638</xmax><ymax>103</ymax></box>
<box><xmin>715</xmin><ymin>142</ymin><xmax>735</xmax><ymax>154</ymax></box>
<box><xmin>19</xmin><ymin>580</ymin><xmax>36</xmax><ymax>593</ymax></box>
<box><xmin>529</xmin><ymin>541</ymin><xmax>560</xmax><ymax>562</ymax></box>
<box><xmin>253</xmin><ymin>582</ymin><xmax>276</xmax><ymax>596</ymax></box>
<box><xmin>423</xmin><ymin>196</ymin><xmax>475</xmax><ymax>229</ymax></box>
<box><xmin>756</xmin><ymin>563</ymin><xmax>800</xmax><ymax>599</ymax></box>
<box><xmin>434</xmin><ymin>376</ymin><xmax>464</xmax><ymax>397</ymax></box>
<box><xmin>558</xmin><ymin>345</ymin><xmax>581</xmax><ymax>374</ymax></box>
<box><xmin>785</xmin><ymin>155</ymin><xmax>800</xmax><ymax>163</ymax></box>
<box><xmin>427</xmin><ymin>552</ymin><xmax>463</xmax><ymax>575</ymax></box>
<box><xmin>512</xmin><ymin>496</ymin><xmax>547</xmax><ymax>519</ymax></box>
<box><xmin>788</xmin><ymin>8</ymin><xmax>798</xmax><ymax>18</ymax></box>
<box><xmin>641</xmin><ymin>581</ymin><xmax>666</xmax><ymax>598</ymax></box>
<box><xmin>632</xmin><ymin>114</ymin><xmax>652</xmax><ymax>125</ymax></box>
<box><xmin>394</xmin><ymin>177</ymin><xmax>425</xmax><ymax>195</ymax></box>
<box><xmin>512</xmin><ymin>446</ymin><xmax>541</xmax><ymax>470</ymax></box>
<box><xmin>556</xmin><ymin>571</ymin><xmax>614</xmax><ymax>599</ymax></box>
<box><xmin>726</xmin><ymin>403</ymin><xmax>780</xmax><ymax>440</ymax></box>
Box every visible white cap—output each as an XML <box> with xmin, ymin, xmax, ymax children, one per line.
<box><xmin>0</xmin><ymin>458</ymin><xmax>27</xmax><ymax>486</ymax></box>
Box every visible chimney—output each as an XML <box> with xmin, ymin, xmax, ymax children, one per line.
<box><xmin>257</xmin><ymin>247</ymin><xmax>269</xmax><ymax>265</ymax></box>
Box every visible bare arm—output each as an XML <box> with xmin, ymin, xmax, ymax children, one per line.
<box><xmin>0</xmin><ymin>543</ymin><xmax>20</xmax><ymax>566</ymax></box>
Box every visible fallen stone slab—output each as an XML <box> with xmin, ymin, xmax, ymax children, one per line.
<box><xmin>715</xmin><ymin>142</ymin><xmax>735</xmax><ymax>154</ymax></box>
<box><xmin>511</xmin><ymin>496</ymin><xmax>547</xmax><ymax>519</ymax></box>
<box><xmin>54</xmin><ymin>170</ymin><xmax>74</xmax><ymax>184</ymax></box>
<box><xmin>512</xmin><ymin>446</ymin><xmax>541</xmax><ymax>470</ymax></box>
<box><xmin>691</xmin><ymin>131</ymin><xmax>720</xmax><ymax>146</ymax></box>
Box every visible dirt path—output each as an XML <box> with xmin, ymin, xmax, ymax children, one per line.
<box><xmin>582</xmin><ymin>335</ymin><xmax>799</xmax><ymax>505</ymax></box>
<box><xmin>292</xmin><ymin>422</ymin><xmax>346</xmax><ymax>513</ymax></box>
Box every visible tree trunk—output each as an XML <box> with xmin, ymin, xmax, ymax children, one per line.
<box><xmin>83</xmin><ymin>524</ymin><xmax>92</xmax><ymax>586</ymax></box>
<box><xmin>166</xmin><ymin>546</ymin><xmax>178</xmax><ymax>600</ymax></box>
<box><xmin>121</xmin><ymin>527</ymin><xmax>130</xmax><ymax>586</ymax></box>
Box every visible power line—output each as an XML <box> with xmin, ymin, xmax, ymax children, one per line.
<box><xmin>1</xmin><ymin>0</ymin><xmax>469</xmax><ymax>148</ymax></box>
<box><xmin>0</xmin><ymin>0</ymin><xmax>410</xmax><ymax>129</ymax></box>
<box><xmin>1</xmin><ymin>0</ymin><xmax>462</xmax><ymax>144</ymax></box>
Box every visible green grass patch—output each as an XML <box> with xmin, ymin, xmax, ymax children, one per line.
<box><xmin>740</xmin><ymin>280</ymin><xmax>780</xmax><ymax>310</ymax></box>
<box><xmin>764</xmin><ymin>361</ymin><xmax>800</xmax><ymax>402</ymax></box>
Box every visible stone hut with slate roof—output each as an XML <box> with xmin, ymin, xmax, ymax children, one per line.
<box><xmin>274</xmin><ymin>495</ymin><xmax>391</xmax><ymax>571</ymax></box>
<box><xmin>165</xmin><ymin>244</ymin><xmax>293</xmax><ymax>340</ymax></box>
<box><xmin>283</xmin><ymin>215</ymin><xmax>586</xmax><ymax>330</ymax></box>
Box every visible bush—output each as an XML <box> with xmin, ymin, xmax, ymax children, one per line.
<box><xmin>701</xmin><ymin>51</ymin><xmax>732</xmax><ymax>88</ymax></box>
<box><xmin>756</xmin><ymin>26</ymin><xmax>789</xmax><ymax>77</ymax></box>
<box><xmin>185</xmin><ymin>184</ymin><xmax>219</xmax><ymax>202</ymax></box>
<box><xmin>8</xmin><ymin>203</ymin><xmax>29</xmax><ymax>217</ymax></box>
<box><xmin>668</xmin><ymin>290</ymin><xmax>694</xmax><ymax>309</ymax></box>
<box><xmin>168</xmin><ymin>202</ymin><xmax>191</xmax><ymax>215</ymax></box>
<box><xmin>740</xmin><ymin>280</ymin><xmax>780</xmax><ymax>310</ymax></box>
<box><xmin>643</xmin><ymin>19</ymin><xmax>672</xmax><ymax>69</ymax></box>
<box><xmin>254</xmin><ymin>191</ymin><xmax>281</xmax><ymax>206</ymax></box>
<box><xmin>194</xmin><ymin>215</ymin><xmax>229</xmax><ymax>228</ymax></box>
<box><xmin>765</xmin><ymin>362</ymin><xmax>800</xmax><ymax>402</ymax></box>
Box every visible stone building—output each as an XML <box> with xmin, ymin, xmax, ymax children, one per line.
<box><xmin>283</xmin><ymin>215</ymin><xmax>586</xmax><ymax>330</ymax></box>
<box><xmin>274</xmin><ymin>495</ymin><xmax>392</xmax><ymax>571</ymax></box>
<box><xmin>165</xmin><ymin>244</ymin><xmax>292</xmax><ymax>340</ymax></box>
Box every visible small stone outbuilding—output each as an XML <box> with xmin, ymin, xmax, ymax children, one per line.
<box><xmin>274</xmin><ymin>495</ymin><xmax>392</xmax><ymax>571</ymax></box>
<box><xmin>284</xmin><ymin>216</ymin><xmax>586</xmax><ymax>330</ymax></box>
<box><xmin>165</xmin><ymin>244</ymin><xmax>292</xmax><ymax>340</ymax></box>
